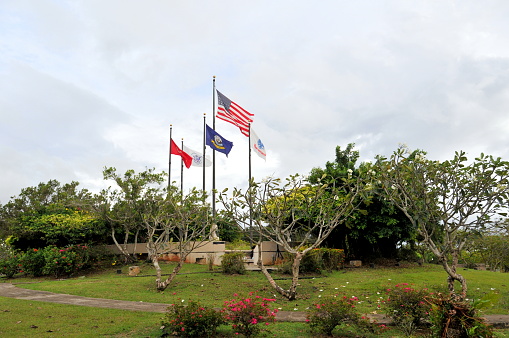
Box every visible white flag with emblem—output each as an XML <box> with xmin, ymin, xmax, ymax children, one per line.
<box><xmin>182</xmin><ymin>145</ymin><xmax>212</xmax><ymax>167</ymax></box>
<box><xmin>250</xmin><ymin>128</ymin><xmax>266</xmax><ymax>160</ymax></box>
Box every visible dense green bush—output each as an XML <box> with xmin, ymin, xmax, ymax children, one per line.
<box><xmin>279</xmin><ymin>248</ymin><xmax>345</xmax><ymax>275</ymax></box>
<box><xmin>0</xmin><ymin>254</ymin><xmax>21</xmax><ymax>278</ymax></box>
<box><xmin>19</xmin><ymin>248</ymin><xmax>46</xmax><ymax>277</ymax></box>
<box><xmin>221</xmin><ymin>252</ymin><xmax>246</xmax><ymax>275</ymax></box>
<box><xmin>162</xmin><ymin>300</ymin><xmax>224</xmax><ymax>337</ymax></box>
<box><xmin>42</xmin><ymin>245</ymin><xmax>90</xmax><ymax>278</ymax></box>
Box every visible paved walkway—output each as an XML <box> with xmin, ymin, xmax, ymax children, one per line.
<box><xmin>0</xmin><ymin>283</ymin><xmax>508</xmax><ymax>328</ymax></box>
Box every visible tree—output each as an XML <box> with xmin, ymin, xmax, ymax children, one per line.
<box><xmin>465</xmin><ymin>222</ymin><xmax>509</xmax><ymax>272</ymax></box>
<box><xmin>309</xmin><ymin>144</ymin><xmax>415</xmax><ymax>260</ymax></box>
<box><xmin>219</xmin><ymin>173</ymin><xmax>370</xmax><ymax>300</ymax></box>
<box><xmin>374</xmin><ymin>146</ymin><xmax>509</xmax><ymax>299</ymax></box>
<box><xmin>101</xmin><ymin>167</ymin><xmax>214</xmax><ymax>291</ymax></box>
<box><xmin>141</xmin><ymin>185</ymin><xmax>213</xmax><ymax>291</ymax></box>
<box><xmin>0</xmin><ymin>180</ymin><xmax>104</xmax><ymax>249</ymax></box>
<box><xmin>97</xmin><ymin>167</ymin><xmax>166</xmax><ymax>262</ymax></box>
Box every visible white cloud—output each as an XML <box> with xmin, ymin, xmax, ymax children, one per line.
<box><xmin>1</xmin><ymin>0</ymin><xmax>509</xmax><ymax>203</ymax></box>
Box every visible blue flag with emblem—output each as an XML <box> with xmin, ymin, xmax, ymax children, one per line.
<box><xmin>206</xmin><ymin>124</ymin><xmax>233</xmax><ymax>157</ymax></box>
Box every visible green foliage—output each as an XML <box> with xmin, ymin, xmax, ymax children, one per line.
<box><xmin>0</xmin><ymin>253</ymin><xmax>21</xmax><ymax>278</ymax></box>
<box><xmin>319</xmin><ymin>248</ymin><xmax>345</xmax><ymax>271</ymax></box>
<box><xmin>162</xmin><ymin>300</ymin><xmax>225</xmax><ymax>337</ymax></box>
<box><xmin>381</xmin><ymin>283</ymin><xmax>431</xmax><ymax>336</ymax></box>
<box><xmin>222</xmin><ymin>293</ymin><xmax>277</xmax><ymax>337</ymax></box>
<box><xmin>309</xmin><ymin>143</ymin><xmax>416</xmax><ymax>260</ymax></box>
<box><xmin>10</xmin><ymin>209</ymin><xmax>106</xmax><ymax>249</ymax></box>
<box><xmin>427</xmin><ymin>293</ymin><xmax>494</xmax><ymax>337</ymax></box>
<box><xmin>279</xmin><ymin>248</ymin><xmax>345</xmax><ymax>275</ymax></box>
<box><xmin>375</xmin><ymin>145</ymin><xmax>509</xmax><ymax>297</ymax></box>
<box><xmin>1</xmin><ymin>180</ymin><xmax>103</xmax><ymax>250</ymax></box>
<box><xmin>19</xmin><ymin>248</ymin><xmax>46</xmax><ymax>277</ymax></box>
<box><xmin>216</xmin><ymin>210</ymin><xmax>243</xmax><ymax>243</ymax></box>
<box><xmin>40</xmin><ymin>245</ymin><xmax>90</xmax><ymax>278</ymax></box>
<box><xmin>221</xmin><ymin>252</ymin><xmax>246</xmax><ymax>275</ymax></box>
<box><xmin>306</xmin><ymin>297</ymin><xmax>378</xmax><ymax>336</ymax></box>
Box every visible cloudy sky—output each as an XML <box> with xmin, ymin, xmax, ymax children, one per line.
<box><xmin>1</xmin><ymin>0</ymin><xmax>509</xmax><ymax>203</ymax></box>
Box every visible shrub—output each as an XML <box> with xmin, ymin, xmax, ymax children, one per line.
<box><xmin>319</xmin><ymin>248</ymin><xmax>345</xmax><ymax>272</ymax></box>
<box><xmin>279</xmin><ymin>248</ymin><xmax>345</xmax><ymax>275</ymax></box>
<box><xmin>381</xmin><ymin>283</ymin><xmax>431</xmax><ymax>336</ymax></box>
<box><xmin>306</xmin><ymin>296</ymin><xmax>377</xmax><ymax>336</ymax></box>
<box><xmin>221</xmin><ymin>252</ymin><xmax>246</xmax><ymax>275</ymax></box>
<box><xmin>279</xmin><ymin>250</ymin><xmax>323</xmax><ymax>275</ymax></box>
<box><xmin>222</xmin><ymin>293</ymin><xmax>278</xmax><ymax>337</ymax></box>
<box><xmin>427</xmin><ymin>293</ymin><xmax>494</xmax><ymax>338</ymax></box>
<box><xmin>162</xmin><ymin>300</ymin><xmax>224</xmax><ymax>337</ymax></box>
<box><xmin>0</xmin><ymin>254</ymin><xmax>21</xmax><ymax>278</ymax></box>
<box><xmin>20</xmin><ymin>248</ymin><xmax>46</xmax><ymax>277</ymax></box>
<box><xmin>42</xmin><ymin>245</ymin><xmax>90</xmax><ymax>278</ymax></box>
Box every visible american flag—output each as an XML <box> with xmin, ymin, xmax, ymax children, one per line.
<box><xmin>216</xmin><ymin>90</ymin><xmax>254</xmax><ymax>137</ymax></box>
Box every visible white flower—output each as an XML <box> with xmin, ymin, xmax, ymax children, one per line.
<box><xmin>293</xmin><ymin>308</ymin><xmax>298</xmax><ymax>311</ymax></box>
<box><xmin>181</xmin><ymin>299</ymin><xmax>185</xmax><ymax>302</ymax></box>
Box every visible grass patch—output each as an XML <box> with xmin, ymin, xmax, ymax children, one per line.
<box><xmin>2</xmin><ymin>263</ymin><xmax>508</xmax><ymax>336</ymax></box>
<box><xmin>0</xmin><ymin>297</ymin><xmax>162</xmax><ymax>337</ymax></box>
<box><xmin>6</xmin><ymin>263</ymin><xmax>508</xmax><ymax>314</ymax></box>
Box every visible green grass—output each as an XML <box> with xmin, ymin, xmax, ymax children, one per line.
<box><xmin>0</xmin><ymin>297</ymin><xmax>162</xmax><ymax>337</ymax></box>
<box><xmin>1</xmin><ymin>262</ymin><xmax>509</xmax><ymax>337</ymax></box>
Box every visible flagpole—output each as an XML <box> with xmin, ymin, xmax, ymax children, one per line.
<box><xmin>202</xmin><ymin>113</ymin><xmax>206</xmax><ymax>198</ymax></box>
<box><xmin>168</xmin><ymin>124</ymin><xmax>173</xmax><ymax>188</ymax></box>
<box><xmin>211</xmin><ymin>76</ymin><xmax>219</xmax><ymax>240</ymax></box>
<box><xmin>181</xmin><ymin>138</ymin><xmax>184</xmax><ymax>195</ymax></box>
<box><xmin>248</xmin><ymin>124</ymin><xmax>253</xmax><ymax>245</ymax></box>
<box><xmin>212</xmin><ymin>76</ymin><xmax>216</xmax><ymax>219</ymax></box>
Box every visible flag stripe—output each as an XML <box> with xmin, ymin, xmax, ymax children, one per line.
<box><xmin>216</xmin><ymin>90</ymin><xmax>253</xmax><ymax>137</ymax></box>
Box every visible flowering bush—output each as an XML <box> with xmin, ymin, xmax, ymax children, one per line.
<box><xmin>41</xmin><ymin>245</ymin><xmax>90</xmax><ymax>278</ymax></box>
<box><xmin>20</xmin><ymin>248</ymin><xmax>46</xmax><ymax>277</ymax></box>
<box><xmin>222</xmin><ymin>293</ymin><xmax>278</xmax><ymax>337</ymax></box>
<box><xmin>0</xmin><ymin>254</ymin><xmax>21</xmax><ymax>278</ymax></box>
<box><xmin>381</xmin><ymin>283</ymin><xmax>431</xmax><ymax>335</ymax></box>
<box><xmin>306</xmin><ymin>296</ymin><xmax>377</xmax><ymax>336</ymax></box>
<box><xmin>162</xmin><ymin>300</ymin><xmax>224</xmax><ymax>337</ymax></box>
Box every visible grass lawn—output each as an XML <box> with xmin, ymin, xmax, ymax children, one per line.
<box><xmin>1</xmin><ymin>262</ymin><xmax>508</xmax><ymax>337</ymax></box>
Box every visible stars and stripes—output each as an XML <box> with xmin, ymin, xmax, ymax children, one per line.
<box><xmin>216</xmin><ymin>90</ymin><xmax>254</xmax><ymax>137</ymax></box>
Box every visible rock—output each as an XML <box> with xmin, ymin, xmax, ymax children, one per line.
<box><xmin>128</xmin><ymin>266</ymin><xmax>141</xmax><ymax>276</ymax></box>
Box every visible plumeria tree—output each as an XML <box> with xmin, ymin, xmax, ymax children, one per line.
<box><xmin>374</xmin><ymin>145</ymin><xmax>509</xmax><ymax>299</ymax></box>
<box><xmin>142</xmin><ymin>185</ymin><xmax>212</xmax><ymax>291</ymax></box>
<box><xmin>219</xmin><ymin>172</ymin><xmax>371</xmax><ymax>300</ymax></box>
<box><xmin>99</xmin><ymin>167</ymin><xmax>214</xmax><ymax>290</ymax></box>
<box><xmin>97</xmin><ymin>167</ymin><xmax>165</xmax><ymax>262</ymax></box>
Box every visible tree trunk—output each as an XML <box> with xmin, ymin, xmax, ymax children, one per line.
<box><xmin>441</xmin><ymin>256</ymin><xmax>467</xmax><ymax>300</ymax></box>
<box><xmin>255</xmin><ymin>243</ymin><xmax>292</xmax><ymax>299</ymax></box>
<box><xmin>287</xmin><ymin>252</ymin><xmax>303</xmax><ymax>301</ymax></box>
<box><xmin>157</xmin><ymin>259</ymin><xmax>185</xmax><ymax>291</ymax></box>
<box><xmin>111</xmin><ymin>227</ymin><xmax>133</xmax><ymax>263</ymax></box>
